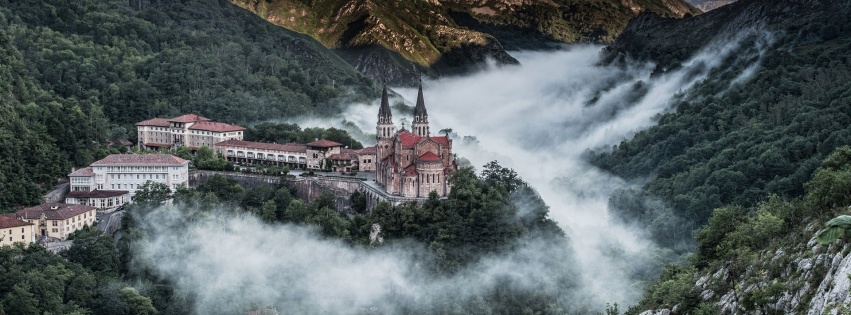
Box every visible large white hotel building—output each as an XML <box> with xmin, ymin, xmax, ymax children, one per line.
<box><xmin>65</xmin><ymin>154</ymin><xmax>189</xmax><ymax>208</ymax></box>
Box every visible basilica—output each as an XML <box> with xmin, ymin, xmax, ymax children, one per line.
<box><xmin>375</xmin><ymin>84</ymin><xmax>456</xmax><ymax>198</ymax></box>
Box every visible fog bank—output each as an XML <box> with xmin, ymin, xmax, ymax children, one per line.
<box><xmin>134</xmin><ymin>32</ymin><xmax>771</xmax><ymax>314</ymax></box>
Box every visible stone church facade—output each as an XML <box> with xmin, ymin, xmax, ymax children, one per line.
<box><xmin>375</xmin><ymin>84</ymin><xmax>456</xmax><ymax>198</ymax></box>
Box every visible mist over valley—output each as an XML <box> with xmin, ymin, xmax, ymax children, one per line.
<box><xmin>1</xmin><ymin>1</ymin><xmax>851</xmax><ymax>315</ymax></box>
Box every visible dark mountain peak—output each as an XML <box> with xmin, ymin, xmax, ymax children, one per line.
<box><xmin>605</xmin><ymin>0</ymin><xmax>849</xmax><ymax>66</ymax></box>
<box><xmin>232</xmin><ymin>0</ymin><xmax>700</xmax><ymax>85</ymax></box>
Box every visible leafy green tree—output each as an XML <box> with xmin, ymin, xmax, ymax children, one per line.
<box><xmin>260</xmin><ymin>200</ymin><xmax>277</xmax><ymax>223</ymax></box>
<box><xmin>174</xmin><ymin>146</ymin><xmax>191</xmax><ymax>161</ymax></box>
<box><xmin>121</xmin><ymin>287</ymin><xmax>157</xmax><ymax>315</ymax></box>
<box><xmin>64</xmin><ymin>227</ymin><xmax>120</xmax><ymax>278</ymax></box>
<box><xmin>816</xmin><ymin>215</ymin><xmax>851</xmax><ymax>244</ymax></box>
<box><xmin>132</xmin><ymin>182</ymin><xmax>172</xmax><ymax>208</ymax></box>
<box><xmin>196</xmin><ymin>175</ymin><xmax>244</xmax><ymax>202</ymax></box>
<box><xmin>805</xmin><ymin>146</ymin><xmax>851</xmax><ymax>211</ymax></box>
<box><xmin>350</xmin><ymin>191</ymin><xmax>367</xmax><ymax>213</ymax></box>
<box><xmin>1</xmin><ymin>282</ymin><xmax>39</xmax><ymax>315</ymax></box>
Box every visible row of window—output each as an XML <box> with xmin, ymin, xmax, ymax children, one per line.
<box><xmin>110</xmin><ymin>173</ymin><xmax>168</xmax><ymax>180</ymax></box>
<box><xmin>101</xmin><ymin>166</ymin><xmax>181</xmax><ymax>172</ymax></box>
<box><xmin>6</xmin><ymin>235</ymin><xmax>26</xmax><ymax>242</ymax></box>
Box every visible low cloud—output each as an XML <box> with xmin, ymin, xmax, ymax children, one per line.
<box><xmin>135</xmin><ymin>31</ymin><xmax>774</xmax><ymax>313</ymax></box>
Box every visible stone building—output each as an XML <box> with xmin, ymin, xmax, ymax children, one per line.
<box><xmin>375</xmin><ymin>84</ymin><xmax>456</xmax><ymax>198</ymax></box>
<box><xmin>136</xmin><ymin>114</ymin><xmax>245</xmax><ymax>151</ymax></box>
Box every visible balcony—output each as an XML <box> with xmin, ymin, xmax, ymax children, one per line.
<box><xmin>227</xmin><ymin>150</ymin><xmax>234</xmax><ymax>157</ymax></box>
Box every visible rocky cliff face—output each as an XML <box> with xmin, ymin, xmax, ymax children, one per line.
<box><xmin>231</xmin><ymin>0</ymin><xmax>699</xmax><ymax>85</ymax></box>
<box><xmin>687</xmin><ymin>0</ymin><xmax>737</xmax><ymax>11</ymax></box>
<box><xmin>640</xmin><ymin>223</ymin><xmax>851</xmax><ymax>315</ymax></box>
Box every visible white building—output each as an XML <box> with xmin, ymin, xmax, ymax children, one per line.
<box><xmin>136</xmin><ymin>114</ymin><xmax>245</xmax><ymax>151</ymax></box>
<box><xmin>67</xmin><ymin>154</ymin><xmax>189</xmax><ymax>203</ymax></box>
<box><xmin>215</xmin><ymin>139</ymin><xmax>309</xmax><ymax>169</ymax></box>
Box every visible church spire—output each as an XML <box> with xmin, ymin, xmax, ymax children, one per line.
<box><xmin>378</xmin><ymin>85</ymin><xmax>392</xmax><ymax>124</ymax></box>
<box><xmin>412</xmin><ymin>80</ymin><xmax>429</xmax><ymax>137</ymax></box>
<box><xmin>376</xmin><ymin>84</ymin><xmax>395</xmax><ymax>140</ymax></box>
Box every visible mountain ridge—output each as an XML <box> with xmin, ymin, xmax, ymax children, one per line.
<box><xmin>591</xmin><ymin>0</ymin><xmax>851</xmax><ymax>313</ymax></box>
<box><xmin>231</xmin><ymin>0</ymin><xmax>701</xmax><ymax>84</ymax></box>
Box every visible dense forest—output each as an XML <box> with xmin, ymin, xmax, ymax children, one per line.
<box><xmin>0</xmin><ymin>161</ymin><xmax>579</xmax><ymax>314</ymax></box>
<box><xmin>590</xmin><ymin>0</ymin><xmax>851</xmax><ymax>313</ymax></box>
<box><xmin>593</xmin><ymin>0</ymin><xmax>851</xmax><ymax>249</ymax></box>
<box><xmin>245</xmin><ymin>122</ymin><xmax>365</xmax><ymax>150</ymax></box>
<box><xmin>0</xmin><ymin>0</ymin><xmax>375</xmax><ymax>211</ymax></box>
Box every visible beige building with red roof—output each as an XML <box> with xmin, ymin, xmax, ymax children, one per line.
<box><xmin>14</xmin><ymin>204</ymin><xmax>97</xmax><ymax>240</ymax></box>
<box><xmin>306</xmin><ymin>139</ymin><xmax>344</xmax><ymax>170</ymax></box>
<box><xmin>375</xmin><ymin>84</ymin><xmax>456</xmax><ymax>198</ymax></box>
<box><xmin>136</xmin><ymin>114</ymin><xmax>245</xmax><ymax>150</ymax></box>
<box><xmin>0</xmin><ymin>214</ymin><xmax>35</xmax><ymax>247</ymax></box>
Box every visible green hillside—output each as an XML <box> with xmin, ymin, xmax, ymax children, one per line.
<box><xmin>0</xmin><ymin>0</ymin><xmax>374</xmax><ymax>211</ymax></box>
<box><xmin>591</xmin><ymin>0</ymin><xmax>851</xmax><ymax>312</ymax></box>
<box><xmin>594</xmin><ymin>0</ymin><xmax>851</xmax><ymax>237</ymax></box>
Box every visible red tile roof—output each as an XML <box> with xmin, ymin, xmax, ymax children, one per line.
<box><xmin>135</xmin><ymin>118</ymin><xmax>171</xmax><ymax>127</ymax></box>
<box><xmin>68</xmin><ymin>167</ymin><xmax>94</xmax><ymax>177</ymax></box>
<box><xmin>327</xmin><ymin>153</ymin><xmax>358</xmax><ymax>161</ymax></box>
<box><xmin>91</xmin><ymin>154</ymin><xmax>189</xmax><ymax>166</ymax></box>
<box><xmin>356</xmin><ymin>147</ymin><xmax>376</xmax><ymax>155</ymax></box>
<box><xmin>429</xmin><ymin>136</ymin><xmax>450</xmax><ymax>146</ymax></box>
<box><xmin>404</xmin><ymin>164</ymin><xmax>418</xmax><ymax>175</ymax></box>
<box><xmin>306</xmin><ymin>139</ymin><xmax>344</xmax><ymax>148</ymax></box>
<box><xmin>395</xmin><ymin>130</ymin><xmax>451</xmax><ymax>147</ymax></box>
<box><xmin>397</xmin><ymin>130</ymin><xmax>420</xmax><ymax>147</ymax></box>
<box><xmin>15</xmin><ymin>204</ymin><xmax>96</xmax><ymax>221</ymax></box>
<box><xmin>215</xmin><ymin>140</ymin><xmax>307</xmax><ymax>153</ymax></box>
<box><xmin>418</xmin><ymin>151</ymin><xmax>441</xmax><ymax>162</ymax></box>
<box><xmin>0</xmin><ymin>214</ymin><xmax>33</xmax><ymax>229</ymax></box>
<box><xmin>66</xmin><ymin>190</ymin><xmax>130</xmax><ymax>199</ymax></box>
<box><xmin>189</xmin><ymin>121</ymin><xmax>245</xmax><ymax>132</ymax></box>
<box><xmin>382</xmin><ymin>155</ymin><xmax>398</xmax><ymax>171</ymax></box>
<box><xmin>168</xmin><ymin>114</ymin><xmax>210</xmax><ymax>123</ymax></box>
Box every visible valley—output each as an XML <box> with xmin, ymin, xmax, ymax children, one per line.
<box><xmin>0</xmin><ymin>0</ymin><xmax>850</xmax><ymax>314</ymax></box>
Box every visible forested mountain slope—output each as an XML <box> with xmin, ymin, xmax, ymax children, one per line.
<box><xmin>0</xmin><ymin>27</ymin><xmax>107</xmax><ymax>213</ymax></box>
<box><xmin>0</xmin><ymin>0</ymin><xmax>374</xmax><ymax>211</ymax></box>
<box><xmin>231</xmin><ymin>0</ymin><xmax>700</xmax><ymax>84</ymax></box>
<box><xmin>594</xmin><ymin>0</ymin><xmax>851</xmax><ymax>232</ymax></box>
<box><xmin>590</xmin><ymin>0</ymin><xmax>851</xmax><ymax>312</ymax></box>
